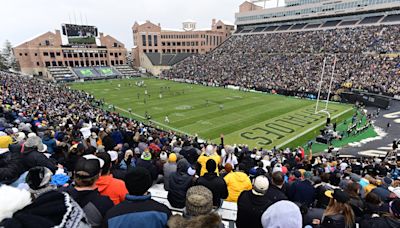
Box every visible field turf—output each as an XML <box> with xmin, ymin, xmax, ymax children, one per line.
<box><xmin>71</xmin><ymin>78</ymin><xmax>353</xmax><ymax>149</ymax></box>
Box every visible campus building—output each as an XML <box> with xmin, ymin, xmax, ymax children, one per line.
<box><xmin>13</xmin><ymin>23</ymin><xmax>129</xmax><ymax>80</ymax></box>
<box><xmin>131</xmin><ymin>19</ymin><xmax>234</xmax><ymax>68</ymax></box>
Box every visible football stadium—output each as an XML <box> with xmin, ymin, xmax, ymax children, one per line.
<box><xmin>1</xmin><ymin>0</ymin><xmax>400</xmax><ymax>228</ymax></box>
<box><xmin>71</xmin><ymin>78</ymin><xmax>355</xmax><ymax>152</ymax></box>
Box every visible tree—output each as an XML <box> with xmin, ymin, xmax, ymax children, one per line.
<box><xmin>0</xmin><ymin>54</ymin><xmax>7</xmax><ymax>71</ymax></box>
<box><xmin>1</xmin><ymin>40</ymin><xmax>19</xmax><ymax>71</ymax></box>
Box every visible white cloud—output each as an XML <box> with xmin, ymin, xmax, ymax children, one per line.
<box><xmin>0</xmin><ymin>0</ymin><xmax>282</xmax><ymax>48</ymax></box>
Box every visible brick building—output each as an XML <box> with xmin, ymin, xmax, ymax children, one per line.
<box><xmin>13</xmin><ymin>24</ymin><xmax>127</xmax><ymax>77</ymax></box>
<box><xmin>132</xmin><ymin>19</ymin><xmax>234</xmax><ymax>66</ymax></box>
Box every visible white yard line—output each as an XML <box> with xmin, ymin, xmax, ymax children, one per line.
<box><xmin>276</xmin><ymin>107</ymin><xmax>353</xmax><ymax>148</ymax></box>
<box><xmin>106</xmin><ymin>103</ymin><xmax>194</xmax><ymax>136</ymax></box>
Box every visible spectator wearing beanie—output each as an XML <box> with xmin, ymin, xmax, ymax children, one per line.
<box><xmin>95</xmin><ymin>152</ymin><xmax>128</xmax><ymax>205</ymax></box>
<box><xmin>167</xmin><ymin>186</ymin><xmax>223</xmax><ymax>228</ymax></box>
<box><xmin>25</xmin><ymin>166</ymin><xmax>56</xmax><ymax>199</ymax></box>
<box><xmin>261</xmin><ymin>200</ymin><xmax>303</xmax><ymax>228</ymax></box>
<box><xmin>21</xmin><ymin>136</ymin><xmax>57</xmax><ymax>173</ymax></box>
<box><xmin>195</xmin><ymin>159</ymin><xmax>228</xmax><ymax>207</ymax></box>
<box><xmin>163</xmin><ymin>153</ymin><xmax>177</xmax><ymax>191</ymax></box>
<box><xmin>197</xmin><ymin>145</ymin><xmax>221</xmax><ymax>176</ymax></box>
<box><xmin>224</xmin><ymin>163</ymin><xmax>252</xmax><ymax>202</ymax></box>
<box><xmin>60</xmin><ymin>157</ymin><xmax>113</xmax><ymax>228</ymax></box>
<box><xmin>0</xmin><ymin>186</ymin><xmax>89</xmax><ymax>228</ymax></box>
<box><xmin>236</xmin><ymin>175</ymin><xmax>273</xmax><ymax>228</ymax></box>
<box><xmin>136</xmin><ymin>150</ymin><xmax>158</xmax><ymax>181</ymax></box>
<box><xmin>104</xmin><ymin>167</ymin><xmax>172</xmax><ymax>228</ymax></box>
<box><xmin>167</xmin><ymin>158</ymin><xmax>193</xmax><ymax>208</ymax></box>
<box><xmin>179</xmin><ymin>140</ymin><xmax>200</xmax><ymax>165</ymax></box>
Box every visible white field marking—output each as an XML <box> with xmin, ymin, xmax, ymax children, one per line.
<box><xmin>378</xmin><ymin>147</ymin><xmax>393</xmax><ymax>150</ymax></box>
<box><xmin>173</xmin><ymin>113</ymin><xmax>185</xmax><ymax>117</ymax></box>
<box><xmin>175</xmin><ymin>105</ymin><xmax>192</xmax><ymax>110</ymax></box>
<box><xmin>276</xmin><ymin>107</ymin><xmax>353</xmax><ymax>148</ymax></box>
<box><xmin>358</xmin><ymin>150</ymin><xmax>388</xmax><ymax>157</ymax></box>
<box><xmin>197</xmin><ymin>120</ymin><xmax>212</xmax><ymax>125</ymax></box>
<box><xmin>107</xmin><ymin>104</ymin><xmax>193</xmax><ymax>136</ymax></box>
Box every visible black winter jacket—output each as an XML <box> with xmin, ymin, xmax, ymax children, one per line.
<box><xmin>21</xmin><ymin>147</ymin><xmax>56</xmax><ymax>173</ymax></box>
<box><xmin>167</xmin><ymin>160</ymin><xmax>192</xmax><ymax>208</ymax></box>
<box><xmin>196</xmin><ymin>172</ymin><xmax>228</xmax><ymax>207</ymax></box>
<box><xmin>0</xmin><ymin>150</ymin><xmax>25</xmax><ymax>184</ymax></box>
<box><xmin>236</xmin><ymin>190</ymin><xmax>273</xmax><ymax>228</ymax></box>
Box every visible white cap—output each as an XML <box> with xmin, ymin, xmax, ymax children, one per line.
<box><xmin>272</xmin><ymin>164</ymin><xmax>283</xmax><ymax>174</ymax></box>
<box><xmin>83</xmin><ymin>154</ymin><xmax>105</xmax><ymax>168</ymax></box>
<box><xmin>252</xmin><ymin>175</ymin><xmax>269</xmax><ymax>196</ymax></box>
<box><xmin>27</xmin><ymin>133</ymin><xmax>37</xmax><ymax>138</ymax></box>
<box><xmin>12</xmin><ymin>128</ymin><xmax>19</xmax><ymax>134</ymax></box>
<box><xmin>38</xmin><ymin>144</ymin><xmax>48</xmax><ymax>153</ymax></box>
<box><xmin>107</xmin><ymin>151</ymin><xmax>118</xmax><ymax>162</ymax></box>
<box><xmin>160</xmin><ymin>152</ymin><xmax>168</xmax><ymax>161</ymax></box>
<box><xmin>205</xmin><ymin>145</ymin><xmax>214</xmax><ymax>156</ymax></box>
<box><xmin>389</xmin><ymin>186</ymin><xmax>400</xmax><ymax>198</ymax></box>
<box><xmin>15</xmin><ymin>132</ymin><xmax>26</xmax><ymax>142</ymax></box>
<box><xmin>187</xmin><ymin>167</ymin><xmax>196</xmax><ymax>176</ymax></box>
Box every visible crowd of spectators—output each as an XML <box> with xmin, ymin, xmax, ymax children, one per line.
<box><xmin>0</xmin><ymin>70</ymin><xmax>400</xmax><ymax>228</ymax></box>
<box><xmin>161</xmin><ymin>25</ymin><xmax>400</xmax><ymax>96</ymax></box>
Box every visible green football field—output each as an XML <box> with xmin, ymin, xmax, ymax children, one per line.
<box><xmin>71</xmin><ymin>78</ymin><xmax>353</xmax><ymax>149</ymax></box>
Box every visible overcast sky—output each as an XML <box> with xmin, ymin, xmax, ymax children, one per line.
<box><xmin>0</xmin><ymin>0</ymin><xmax>282</xmax><ymax>49</ymax></box>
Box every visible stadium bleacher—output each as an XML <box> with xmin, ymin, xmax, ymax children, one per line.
<box><xmin>146</xmin><ymin>53</ymin><xmax>192</xmax><ymax>66</ymax></box>
<box><xmin>114</xmin><ymin>64</ymin><xmax>141</xmax><ymax>77</ymax></box>
<box><xmin>47</xmin><ymin>66</ymin><xmax>77</xmax><ymax>82</ymax></box>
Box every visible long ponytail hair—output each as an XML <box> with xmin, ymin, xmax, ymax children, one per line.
<box><xmin>324</xmin><ymin>199</ymin><xmax>355</xmax><ymax>228</ymax></box>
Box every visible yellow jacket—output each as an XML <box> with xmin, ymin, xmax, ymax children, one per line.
<box><xmin>224</xmin><ymin>171</ymin><xmax>252</xmax><ymax>202</ymax></box>
<box><xmin>197</xmin><ymin>153</ymin><xmax>221</xmax><ymax>176</ymax></box>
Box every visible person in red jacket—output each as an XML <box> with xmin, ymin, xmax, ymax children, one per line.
<box><xmin>95</xmin><ymin>152</ymin><xmax>128</xmax><ymax>205</ymax></box>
